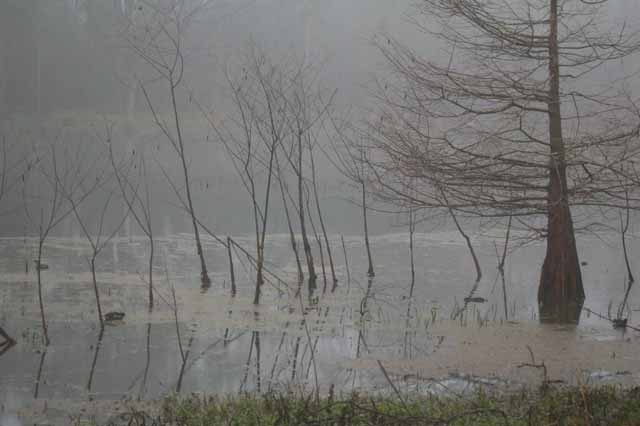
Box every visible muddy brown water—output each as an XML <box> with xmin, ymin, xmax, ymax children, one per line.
<box><xmin>0</xmin><ymin>231</ymin><xmax>639</xmax><ymax>424</ymax></box>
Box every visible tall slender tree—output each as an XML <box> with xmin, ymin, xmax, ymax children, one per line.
<box><xmin>23</xmin><ymin>136</ymin><xmax>103</xmax><ymax>344</ymax></box>
<box><xmin>125</xmin><ymin>0</ymin><xmax>212</xmax><ymax>287</ymax></box>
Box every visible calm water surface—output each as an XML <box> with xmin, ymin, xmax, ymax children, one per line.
<box><xmin>0</xmin><ymin>231</ymin><xmax>639</xmax><ymax>423</ymax></box>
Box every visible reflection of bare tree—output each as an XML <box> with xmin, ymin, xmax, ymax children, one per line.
<box><xmin>87</xmin><ymin>327</ymin><xmax>105</xmax><ymax>396</ymax></box>
<box><xmin>289</xmin><ymin>334</ymin><xmax>301</xmax><ymax>383</ymax></box>
<box><xmin>267</xmin><ymin>328</ymin><xmax>289</xmax><ymax>391</ymax></box>
<box><xmin>223</xmin><ymin>236</ymin><xmax>237</xmax><ymax>346</ymax></box>
<box><xmin>176</xmin><ymin>334</ymin><xmax>194</xmax><ymax>393</ymax></box>
<box><xmin>0</xmin><ymin>326</ymin><xmax>16</xmax><ymax>356</ymax></box>
<box><xmin>160</xmin><ymin>258</ymin><xmax>196</xmax><ymax>394</ymax></box>
<box><xmin>33</xmin><ymin>348</ymin><xmax>46</xmax><ymax>398</ymax></box>
<box><xmin>254</xmin><ymin>331</ymin><xmax>262</xmax><ymax>393</ymax></box>
<box><xmin>172</xmin><ymin>331</ymin><xmax>247</xmax><ymax>390</ymax></box>
<box><xmin>240</xmin><ymin>331</ymin><xmax>261</xmax><ymax>393</ymax></box>
<box><xmin>356</xmin><ymin>278</ymin><xmax>374</xmax><ymax>360</ymax></box>
<box><xmin>126</xmin><ymin>319</ymin><xmax>155</xmax><ymax>399</ymax></box>
<box><xmin>343</xmin><ymin>278</ymin><xmax>374</xmax><ymax>391</ymax></box>
<box><xmin>0</xmin><ymin>326</ymin><xmax>14</xmax><ymax>345</ymax></box>
<box><xmin>140</xmin><ymin>321</ymin><xmax>152</xmax><ymax>400</ymax></box>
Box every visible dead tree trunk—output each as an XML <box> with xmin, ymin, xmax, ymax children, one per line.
<box><xmin>538</xmin><ymin>0</ymin><xmax>585</xmax><ymax>323</ymax></box>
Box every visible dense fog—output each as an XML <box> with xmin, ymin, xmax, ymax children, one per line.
<box><xmin>0</xmin><ymin>0</ymin><xmax>419</xmax><ymax>237</ymax></box>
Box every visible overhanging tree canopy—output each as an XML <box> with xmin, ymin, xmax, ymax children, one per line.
<box><xmin>367</xmin><ymin>0</ymin><xmax>640</xmax><ymax>322</ymax></box>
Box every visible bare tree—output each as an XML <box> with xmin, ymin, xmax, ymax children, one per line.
<box><xmin>275</xmin><ymin>151</ymin><xmax>304</xmax><ymax>291</ymax></box>
<box><xmin>124</xmin><ymin>0</ymin><xmax>212</xmax><ymax>287</ymax></box>
<box><xmin>64</xmin><ymin>146</ymin><xmax>130</xmax><ymax>329</ymax></box>
<box><xmin>108</xmin><ymin>130</ymin><xmax>156</xmax><ymax>310</ymax></box>
<box><xmin>307</xmin><ymin>127</ymin><xmax>338</xmax><ymax>291</ymax></box>
<box><xmin>203</xmin><ymin>46</ymin><xmax>335</xmax><ymax>300</ymax></box>
<box><xmin>327</xmin><ymin>123</ymin><xmax>376</xmax><ymax>278</ymax></box>
<box><xmin>280</xmin><ymin>62</ymin><xmax>336</xmax><ymax>295</ymax></box>
<box><xmin>367</xmin><ymin>0</ymin><xmax>640</xmax><ymax>323</ymax></box>
<box><xmin>206</xmin><ymin>47</ymin><xmax>286</xmax><ymax>304</ymax></box>
<box><xmin>23</xmin><ymin>136</ymin><xmax>102</xmax><ymax>344</ymax></box>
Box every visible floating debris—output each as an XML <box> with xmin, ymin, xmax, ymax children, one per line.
<box><xmin>33</xmin><ymin>260</ymin><xmax>49</xmax><ymax>271</ymax></box>
<box><xmin>588</xmin><ymin>370</ymin><xmax>631</xmax><ymax>381</ymax></box>
<box><xmin>612</xmin><ymin>318</ymin><xmax>627</xmax><ymax>329</ymax></box>
<box><xmin>104</xmin><ymin>312</ymin><xmax>125</xmax><ymax>322</ymax></box>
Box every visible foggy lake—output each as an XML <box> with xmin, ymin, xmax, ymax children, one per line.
<box><xmin>2</xmin><ymin>0</ymin><xmax>640</xmax><ymax>424</ymax></box>
<box><xmin>1</xmin><ymin>228</ymin><xmax>639</xmax><ymax>423</ymax></box>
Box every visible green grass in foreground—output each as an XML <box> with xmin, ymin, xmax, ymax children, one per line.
<box><xmin>105</xmin><ymin>386</ymin><xmax>640</xmax><ymax>426</ymax></box>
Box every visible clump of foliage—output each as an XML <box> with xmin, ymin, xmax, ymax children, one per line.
<box><xmin>112</xmin><ymin>386</ymin><xmax>640</xmax><ymax>426</ymax></box>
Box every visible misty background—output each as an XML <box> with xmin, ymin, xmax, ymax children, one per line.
<box><xmin>0</xmin><ymin>0</ymin><xmax>637</xmax><ymax>238</ymax></box>
<box><xmin>0</xmin><ymin>0</ymin><xmax>417</xmax><ymax>238</ymax></box>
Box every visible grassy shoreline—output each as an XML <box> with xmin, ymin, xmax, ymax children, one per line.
<box><xmin>88</xmin><ymin>385</ymin><xmax>640</xmax><ymax>425</ymax></box>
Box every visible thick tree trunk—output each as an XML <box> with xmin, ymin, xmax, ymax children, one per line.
<box><xmin>538</xmin><ymin>0</ymin><xmax>585</xmax><ymax>323</ymax></box>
